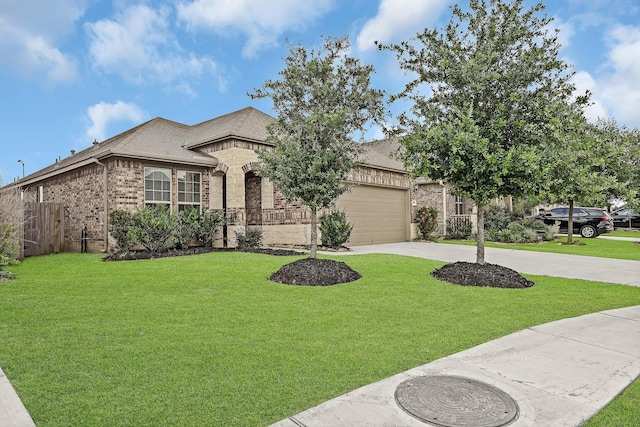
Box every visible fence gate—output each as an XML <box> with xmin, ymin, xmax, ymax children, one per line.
<box><xmin>24</xmin><ymin>202</ymin><xmax>64</xmax><ymax>257</ymax></box>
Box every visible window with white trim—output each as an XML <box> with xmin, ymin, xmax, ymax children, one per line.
<box><xmin>145</xmin><ymin>167</ymin><xmax>171</xmax><ymax>208</ymax></box>
<box><xmin>178</xmin><ymin>170</ymin><xmax>201</xmax><ymax>212</ymax></box>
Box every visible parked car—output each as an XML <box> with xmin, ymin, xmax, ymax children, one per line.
<box><xmin>530</xmin><ymin>207</ymin><xmax>614</xmax><ymax>238</ymax></box>
<box><xmin>610</xmin><ymin>208</ymin><xmax>640</xmax><ymax>229</ymax></box>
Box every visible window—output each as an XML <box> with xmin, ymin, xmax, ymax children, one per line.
<box><xmin>145</xmin><ymin>167</ymin><xmax>171</xmax><ymax>208</ymax></box>
<box><xmin>455</xmin><ymin>195</ymin><xmax>465</xmax><ymax>215</ymax></box>
<box><xmin>38</xmin><ymin>185</ymin><xmax>44</xmax><ymax>202</ymax></box>
<box><xmin>178</xmin><ymin>170</ymin><xmax>201</xmax><ymax>212</ymax></box>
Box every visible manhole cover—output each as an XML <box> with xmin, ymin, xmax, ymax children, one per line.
<box><xmin>395</xmin><ymin>375</ymin><xmax>519</xmax><ymax>427</ymax></box>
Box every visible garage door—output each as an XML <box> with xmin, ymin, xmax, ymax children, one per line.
<box><xmin>336</xmin><ymin>185</ymin><xmax>409</xmax><ymax>245</ymax></box>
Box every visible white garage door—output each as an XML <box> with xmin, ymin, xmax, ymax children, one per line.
<box><xmin>337</xmin><ymin>185</ymin><xmax>409</xmax><ymax>246</ymax></box>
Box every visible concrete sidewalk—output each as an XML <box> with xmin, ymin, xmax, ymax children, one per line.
<box><xmin>272</xmin><ymin>305</ymin><xmax>640</xmax><ymax>427</ymax></box>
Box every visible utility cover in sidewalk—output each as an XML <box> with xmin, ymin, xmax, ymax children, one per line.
<box><xmin>395</xmin><ymin>375</ymin><xmax>519</xmax><ymax>427</ymax></box>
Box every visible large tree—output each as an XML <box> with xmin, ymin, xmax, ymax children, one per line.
<box><xmin>250</xmin><ymin>36</ymin><xmax>387</xmax><ymax>258</ymax></box>
<box><xmin>541</xmin><ymin>116</ymin><xmax>628</xmax><ymax>244</ymax></box>
<box><xmin>380</xmin><ymin>0</ymin><xmax>587</xmax><ymax>264</ymax></box>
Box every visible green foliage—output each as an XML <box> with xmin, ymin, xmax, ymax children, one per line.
<box><xmin>483</xmin><ymin>206</ymin><xmax>554</xmax><ymax>243</ymax></box>
<box><xmin>380</xmin><ymin>0</ymin><xmax>587</xmax><ymax>262</ymax></box>
<box><xmin>319</xmin><ymin>208</ymin><xmax>354</xmax><ymax>248</ymax></box>
<box><xmin>0</xmin><ymin>188</ymin><xmax>22</xmax><ymax>267</ymax></box>
<box><xmin>174</xmin><ymin>207</ymin><xmax>201</xmax><ymax>249</ymax></box>
<box><xmin>483</xmin><ymin>206</ymin><xmax>521</xmax><ymax>233</ymax></box>
<box><xmin>446</xmin><ymin>216</ymin><xmax>473</xmax><ymax>239</ymax></box>
<box><xmin>110</xmin><ymin>207</ymin><xmax>225</xmax><ymax>252</ymax></box>
<box><xmin>108</xmin><ymin>209</ymin><xmax>134</xmax><ymax>251</ymax></box>
<box><xmin>415</xmin><ymin>206</ymin><xmax>439</xmax><ymax>240</ymax></box>
<box><xmin>0</xmin><ymin>222</ymin><xmax>19</xmax><ymax>267</ymax></box>
<box><xmin>250</xmin><ymin>35</ymin><xmax>387</xmax><ymax>257</ymax></box>
<box><xmin>234</xmin><ymin>227</ymin><xmax>263</xmax><ymax>249</ymax></box>
<box><xmin>131</xmin><ymin>205</ymin><xmax>177</xmax><ymax>253</ymax></box>
<box><xmin>196</xmin><ymin>209</ymin><xmax>225</xmax><ymax>247</ymax></box>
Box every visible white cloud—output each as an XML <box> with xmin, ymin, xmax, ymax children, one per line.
<box><xmin>86</xmin><ymin>101</ymin><xmax>145</xmax><ymax>142</ymax></box>
<box><xmin>356</xmin><ymin>0</ymin><xmax>450</xmax><ymax>51</ymax></box>
<box><xmin>571</xmin><ymin>70</ymin><xmax>608</xmax><ymax>122</ymax></box>
<box><xmin>177</xmin><ymin>0</ymin><xmax>334</xmax><ymax>57</ymax></box>
<box><xmin>0</xmin><ymin>1</ymin><xmax>82</xmax><ymax>84</ymax></box>
<box><xmin>86</xmin><ymin>5</ymin><xmax>218</xmax><ymax>88</ymax></box>
<box><xmin>597</xmin><ymin>24</ymin><xmax>640</xmax><ymax>126</ymax></box>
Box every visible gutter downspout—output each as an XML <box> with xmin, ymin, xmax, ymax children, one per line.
<box><xmin>92</xmin><ymin>159</ymin><xmax>108</xmax><ymax>253</ymax></box>
<box><xmin>439</xmin><ymin>180</ymin><xmax>447</xmax><ymax>236</ymax></box>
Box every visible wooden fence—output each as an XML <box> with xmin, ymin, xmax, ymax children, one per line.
<box><xmin>23</xmin><ymin>202</ymin><xmax>64</xmax><ymax>257</ymax></box>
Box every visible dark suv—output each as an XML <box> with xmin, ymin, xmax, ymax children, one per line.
<box><xmin>531</xmin><ymin>207</ymin><xmax>614</xmax><ymax>238</ymax></box>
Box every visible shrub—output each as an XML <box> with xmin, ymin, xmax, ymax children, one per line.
<box><xmin>108</xmin><ymin>209</ymin><xmax>134</xmax><ymax>251</ymax></box>
<box><xmin>196</xmin><ymin>210</ymin><xmax>225</xmax><ymax>247</ymax></box>
<box><xmin>447</xmin><ymin>216</ymin><xmax>473</xmax><ymax>239</ymax></box>
<box><xmin>174</xmin><ymin>207</ymin><xmax>201</xmax><ymax>249</ymax></box>
<box><xmin>131</xmin><ymin>206</ymin><xmax>177</xmax><ymax>253</ymax></box>
<box><xmin>0</xmin><ymin>188</ymin><xmax>22</xmax><ymax>267</ymax></box>
<box><xmin>415</xmin><ymin>206</ymin><xmax>439</xmax><ymax>240</ymax></box>
<box><xmin>319</xmin><ymin>209</ymin><xmax>353</xmax><ymax>248</ymax></box>
<box><xmin>486</xmin><ymin>220</ymin><xmax>554</xmax><ymax>243</ymax></box>
<box><xmin>484</xmin><ymin>205</ymin><xmax>521</xmax><ymax>232</ymax></box>
<box><xmin>234</xmin><ymin>227</ymin><xmax>262</xmax><ymax>249</ymax></box>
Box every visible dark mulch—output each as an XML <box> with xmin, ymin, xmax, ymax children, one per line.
<box><xmin>431</xmin><ymin>262</ymin><xmax>534</xmax><ymax>289</ymax></box>
<box><xmin>103</xmin><ymin>246</ymin><xmax>304</xmax><ymax>261</ymax></box>
<box><xmin>269</xmin><ymin>258</ymin><xmax>362</xmax><ymax>286</ymax></box>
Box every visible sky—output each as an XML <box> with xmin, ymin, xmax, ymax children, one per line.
<box><xmin>1</xmin><ymin>0</ymin><xmax>640</xmax><ymax>185</ymax></box>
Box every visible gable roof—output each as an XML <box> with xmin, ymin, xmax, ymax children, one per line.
<box><xmin>186</xmin><ymin>107</ymin><xmax>274</xmax><ymax>148</ymax></box>
<box><xmin>8</xmin><ymin>107</ymin><xmax>408</xmax><ymax>188</ymax></box>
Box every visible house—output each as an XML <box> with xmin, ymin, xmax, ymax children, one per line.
<box><xmin>7</xmin><ymin>107</ymin><xmax>475</xmax><ymax>255</ymax></box>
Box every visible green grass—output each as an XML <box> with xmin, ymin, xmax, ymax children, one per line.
<box><xmin>584</xmin><ymin>380</ymin><xmax>640</xmax><ymax>427</ymax></box>
<box><xmin>1</xmin><ymin>252</ymin><xmax>639</xmax><ymax>426</ymax></box>
<box><xmin>609</xmin><ymin>229</ymin><xmax>640</xmax><ymax>238</ymax></box>
<box><xmin>442</xmin><ymin>237</ymin><xmax>640</xmax><ymax>261</ymax></box>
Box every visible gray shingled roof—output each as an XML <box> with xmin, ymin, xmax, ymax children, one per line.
<box><xmin>186</xmin><ymin>107</ymin><xmax>274</xmax><ymax>148</ymax></box>
<box><xmin>359</xmin><ymin>138</ymin><xmax>405</xmax><ymax>171</ymax></box>
<box><xmin>11</xmin><ymin>107</ymin><xmax>408</xmax><ymax>187</ymax></box>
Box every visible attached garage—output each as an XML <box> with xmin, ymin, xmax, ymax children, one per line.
<box><xmin>337</xmin><ymin>184</ymin><xmax>410</xmax><ymax>245</ymax></box>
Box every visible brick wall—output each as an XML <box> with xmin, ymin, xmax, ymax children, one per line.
<box><xmin>23</xmin><ymin>162</ymin><xmax>106</xmax><ymax>252</ymax></box>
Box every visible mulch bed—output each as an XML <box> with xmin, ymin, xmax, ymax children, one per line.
<box><xmin>103</xmin><ymin>246</ymin><xmax>304</xmax><ymax>261</ymax></box>
<box><xmin>431</xmin><ymin>262</ymin><xmax>534</xmax><ymax>289</ymax></box>
<box><xmin>269</xmin><ymin>258</ymin><xmax>362</xmax><ymax>286</ymax></box>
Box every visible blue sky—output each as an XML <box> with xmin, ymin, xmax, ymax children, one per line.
<box><xmin>1</xmin><ymin>0</ymin><xmax>640</xmax><ymax>185</ymax></box>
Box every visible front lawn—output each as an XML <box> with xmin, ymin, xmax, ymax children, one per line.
<box><xmin>1</xmin><ymin>252</ymin><xmax>639</xmax><ymax>426</ymax></box>
<box><xmin>443</xmin><ymin>237</ymin><xmax>640</xmax><ymax>261</ymax></box>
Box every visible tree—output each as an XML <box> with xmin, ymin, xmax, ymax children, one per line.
<box><xmin>541</xmin><ymin>116</ymin><xmax>632</xmax><ymax>244</ymax></box>
<box><xmin>380</xmin><ymin>0</ymin><xmax>587</xmax><ymax>264</ymax></box>
<box><xmin>250</xmin><ymin>35</ymin><xmax>387</xmax><ymax>258</ymax></box>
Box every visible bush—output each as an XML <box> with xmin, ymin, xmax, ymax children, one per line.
<box><xmin>174</xmin><ymin>207</ymin><xmax>201</xmax><ymax>249</ymax></box>
<box><xmin>486</xmin><ymin>220</ymin><xmax>555</xmax><ymax>243</ymax></box>
<box><xmin>131</xmin><ymin>205</ymin><xmax>177</xmax><ymax>253</ymax></box>
<box><xmin>319</xmin><ymin>209</ymin><xmax>353</xmax><ymax>248</ymax></box>
<box><xmin>196</xmin><ymin>210</ymin><xmax>225</xmax><ymax>247</ymax></box>
<box><xmin>415</xmin><ymin>206</ymin><xmax>439</xmax><ymax>240</ymax></box>
<box><xmin>447</xmin><ymin>216</ymin><xmax>473</xmax><ymax>239</ymax></box>
<box><xmin>484</xmin><ymin>205</ymin><xmax>521</xmax><ymax>232</ymax></box>
<box><xmin>0</xmin><ymin>188</ymin><xmax>22</xmax><ymax>267</ymax></box>
<box><xmin>108</xmin><ymin>209</ymin><xmax>134</xmax><ymax>251</ymax></box>
<box><xmin>234</xmin><ymin>227</ymin><xmax>262</xmax><ymax>249</ymax></box>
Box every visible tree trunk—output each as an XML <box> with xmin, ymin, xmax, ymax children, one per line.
<box><xmin>567</xmin><ymin>199</ymin><xmax>574</xmax><ymax>245</ymax></box>
<box><xmin>476</xmin><ymin>205</ymin><xmax>485</xmax><ymax>265</ymax></box>
<box><xmin>310</xmin><ymin>206</ymin><xmax>318</xmax><ymax>259</ymax></box>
